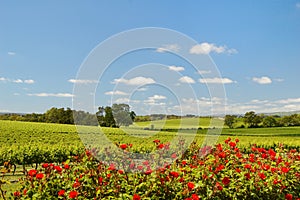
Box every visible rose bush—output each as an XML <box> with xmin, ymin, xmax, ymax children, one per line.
<box><xmin>11</xmin><ymin>138</ymin><xmax>300</xmax><ymax>199</ymax></box>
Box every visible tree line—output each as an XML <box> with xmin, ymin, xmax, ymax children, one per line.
<box><xmin>0</xmin><ymin>104</ymin><xmax>136</xmax><ymax>127</ymax></box>
<box><xmin>224</xmin><ymin>111</ymin><xmax>300</xmax><ymax>128</ymax></box>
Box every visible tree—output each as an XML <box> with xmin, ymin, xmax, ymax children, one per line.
<box><xmin>112</xmin><ymin>104</ymin><xmax>134</xmax><ymax>127</ymax></box>
<box><xmin>243</xmin><ymin>111</ymin><xmax>262</xmax><ymax>128</ymax></box>
<box><xmin>224</xmin><ymin>115</ymin><xmax>237</xmax><ymax>129</ymax></box>
<box><xmin>262</xmin><ymin>116</ymin><xmax>278</xmax><ymax>127</ymax></box>
<box><xmin>104</xmin><ymin>106</ymin><xmax>117</xmax><ymax>127</ymax></box>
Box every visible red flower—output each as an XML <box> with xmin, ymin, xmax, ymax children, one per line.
<box><xmin>158</xmin><ymin>143</ymin><xmax>164</xmax><ymax>149</ymax></box>
<box><xmin>23</xmin><ymin>189</ymin><xmax>27</xmax><ymax>195</ymax></box>
<box><xmin>28</xmin><ymin>169</ymin><xmax>37</xmax><ymax>177</ymax></box>
<box><xmin>229</xmin><ymin>142</ymin><xmax>236</xmax><ymax>148</ymax></box>
<box><xmin>153</xmin><ymin>139</ymin><xmax>160</xmax><ymax>144</ymax></box>
<box><xmin>36</xmin><ymin>173</ymin><xmax>44</xmax><ymax>179</ymax></box>
<box><xmin>218</xmin><ymin>151</ymin><xmax>226</xmax><ymax>158</ymax></box>
<box><xmin>170</xmin><ymin>171</ymin><xmax>179</xmax><ymax>178</ymax></box>
<box><xmin>64</xmin><ymin>164</ymin><xmax>70</xmax><ymax>169</ymax></box>
<box><xmin>137</xmin><ymin>165</ymin><xmax>143</xmax><ymax>170</ymax></box>
<box><xmin>58</xmin><ymin>190</ymin><xmax>65</xmax><ymax>196</ymax></box>
<box><xmin>13</xmin><ymin>191</ymin><xmax>20</xmax><ymax>197</ymax></box>
<box><xmin>73</xmin><ymin>181</ymin><xmax>80</xmax><ymax>188</ymax></box>
<box><xmin>54</xmin><ymin>166</ymin><xmax>62</xmax><ymax>172</ymax></box>
<box><xmin>244</xmin><ymin>173</ymin><xmax>251</xmax><ymax>180</ymax></box>
<box><xmin>258</xmin><ymin>172</ymin><xmax>266</xmax><ymax>180</ymax></box>
<box><xmin>235</xmin><ymin>168</ymin><xmax>241</xmax><ymax>173</ymax></box>
<box><xmin>281</xmin><ymin>167</ymin><xmax>290</xmax><ymax>173</ymax></box>
<box><xmin>120</xmin><ymin>144</ymin><xmax>127</xmax><ymax>149</ymax></box>
<box><xmin>225</xmin><ymin>137</ymin><xmax>231</xmax><ymax>144</ymax></box>
<box><xmin>244</xmin><ymin>164</ymin><xmax>251</xmax><ymax>169</ymax></box>
<box><xmin>118</xmin><ymin>170</ymin><xmax>124</xmax><ymax>174</ymax></box>
<box><xmin>187</xmin><ymin>182</ymin><xmax>195</xmax><ymax>190</ymax></box>
<box><xmin>42</xmin><ymin>163</ymin><xmax>49</xmax><ymax>168</ymax></box>
<box><xmin>191</xmin><ymin>194</ymin><xmax>199</xmax><ymax>200</ymax></box>
<box><xmin>285</xmin><ymin>194</ymin><xmax>293</xmax><ymax>200</ymax></box>
<box><xmin>145</xmin><ymin>169</ymin><xmax>152</xmax><ymax>175</ymax></box>
<box><xmin>182</xmin><ymin>160</ymin><xmax>187</xmax><ymax>165</ymax></box>
<box><xmin>98</xmin><ymin>177</ymin><xmax>103</xmax><ymax>185</ymax></box>
<box><xmin>216</xmin><ymin>182</ymin><xmax>223</xmax><ymax>191</ymax></box>
<box><xmin>235</xmin><ymin>138</ymin><xmax>239</xmax><ymax>143</ymax></box>
<box><xmin>222</xmin><ymin>177</ymin><xmax>230</xmax><ymax>185</ymax></box>
<box><xmin>129</xmin><ymin>162</ymin><xmax>135</xmax><ymax>169</ymax></box>
<box><xmin>133</xmin><ymin>194</ymin><xmax>141</xmax><ymax>200</ymax></box>
<box><xmin>171</xmin><ymin>153</ymin><xmax>177</xmax><ymax>159</ymax></box>
<box><xmin>69</xmin><ymin>191</ymin><xmax>78</xmax><ymax>199</ymax></box>
<box><xmin>108</xmin><ymin>163</ymin><xmax>116</xmax><ymax>171</ymax></box>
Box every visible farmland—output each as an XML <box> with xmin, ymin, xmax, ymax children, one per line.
<box><xmin>0</xmin><ymin>119</ymin><xmax>300</xmax><ymax>199</ymax></box>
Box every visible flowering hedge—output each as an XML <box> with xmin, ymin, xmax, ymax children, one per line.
<box><xmin>11</xmin><ymin>138</ymin><xmax>300</xmax><ymax>199</ymax></box>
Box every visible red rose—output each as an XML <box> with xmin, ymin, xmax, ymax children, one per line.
<box><xmin>58</xmin><ymin>190</ymin><xmax>65</xmax><ymax>196</ymax></box>
<box><xmin>285</xmin><ymin>194</ymin><xmax>293</xmax><ymax>200</ymax></box>
<box><xmin>69</xmin><ymin>191</ymin><xmax>78</xmax><ymax>199</ymax></box>
<box><xmin>120</xmin><ymin>144</ymin><xmax>127</xmax><ymax>149</ymax></box>
<box><xmin>170</xmin><ymin>171</ymin><xmax>179</xmax><ymax>178</ymax></box>
<box><xmin>258</xmin><ymin>172</ymin><xmax>266</xmax><ymax>180</ymax></box>
<box><xmin>187</xmin><ymin>182</ymin><xmax>195</xmax><ymax>190</ymax></box>
<box><xmin>229</xmin><ymin>142</ymin><xmax>236</xmax><ymax>148</ymax></box>
<box><xmin>13</xmin><ymin>191</ymin><xmax>20</xmax><ymax>197</ymax></box>
<box><xmin>64</xmin><ymin>164</ymin><xmax>70</xmax><ymax>169</ymax></box>
<box><xmin>216</xmin><ymin>182</ymin><xmax>223</xmax><ymax>191</ymax></box>
<box><xmin>36</xmin><ymin>173</ymin><xmax>44</xmax><ymax>179</ymax></box>
<box><xmin>54</xmin><ymin>166</ymin><xmax>62</xmax><ymax>172</ymax></box>
<box><xmin>191</xmin><ymin>194</ymin><xmax>199</xmax><ymax>200</ymax></box>
<box><xmin>222</xmin><ymin>177</ymin><xmax>230</xmax><ymax>185</ymax></box>
<box><xmin>281</xmin><ymin>167</ymin><xmax>290</xmax><ymax>173</ymax></box>
<box><xmin>42</xmin><ymin>163</ymin><xmax>49</xmax><ymax>168</ymax></box>
<box><xmin>28</xmin><ymin>169</ymin><xmax>37</xmax><ymax>177</ymax></box>
<box><xmin>133</xmin><ymin>194</ymin><xmax>141</xmax><ymax>200</ymax></box>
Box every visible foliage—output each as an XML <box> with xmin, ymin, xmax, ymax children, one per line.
<box><xmin>10</xmin><ymin>138</ymin><xmax>300</xmax><ymax>200</ymax></box>
<box><xmin>224</xmin><ymin>115</ymin><xmax>237</xmax><ymax>129</ymax></box>
<box><xmin>243</xmin><ymin>111</ymin><xmax>263</xmax><ymax>128</ymax></box>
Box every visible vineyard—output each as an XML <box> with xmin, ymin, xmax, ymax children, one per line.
<box><xmin>0</xmin><ymin>120</ymin><xmax>300</xmax><ymax>199</ymax></box>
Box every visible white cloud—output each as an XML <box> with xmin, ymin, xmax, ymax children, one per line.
<box><xmin>189</xmin><ymin>42</ymin><xmax>237</xmax><ymax>55</ymax></box>
<box><xmin>168</xmin><ymin>65</ymin><xmax>185</xmax><ymax>72</ymax></box>
<box><xmin>68</xmin><ymin>79</ymin><xmax>98</xmax><ymax>84</ymax></box>
<box><xmin>276</xmin><ymin>98</ymin><xmax>300</xmax><ymax>104</ymax></box>
<box><xmin>8</xmin><ymin>52</ymin><xmax>16</xmax><ymax>56</ymax></box>
<box><xmin>149</xmin><ymin>95</ymin><xmax>166</xmax><ymax>100</ymax></box>
<box><xmin>13</xmin><ymin>79</ymin><xmax>23</xmax><ymax>83</ymax></box>
<box><xmin>0</xmin><ymin>77</ymin><xmax>35</xmax><ymax>84</ymax></box>
<box><xmin>13</xmin><ymin>93</ymin><xmax>20</xmax><ymax>96</ymax></box>
<box><xmin>296</xmin><ymin>2</ymin><xmax>300</xmax><ymax>8</ymax></box>
<box><xmin>179</xmin><ymin>76</ymin><xmax>195</xmax><ymax>84</ymax></box>
<box><xmin>28</xmin><ymin>93</ymin><xmax>74</xmax><ymax>97</ymax></box>
<box><xmin>156</xmin><ymin>44</ymin><xmax>180</xmax><ymax>53</ymax></box>
<box><xmin>24</xmin><ymin>79</ymin><xmax>35</xmax><ymax>84</ymax></box>
<box><xmin>199</xmin><ymin>77</ymin><xmax>235</xmax><ymax>84</ymax></box>
<box><xmin>113</xmin><ymin>98</ymin><xmax>130</xmax><ymax>104</ymax></box>
<box><xmin>197</xmin><ymin>70</ymin><xmax>211</xmax><ymax>75</ymax></box>
<box><xmin>252</xmin><ymin>76</ymin><xmax>272</xmax><ymax>84</ymax></box>
<box><xmin>137</xmin><ymin>87</ymin><xmax>147</xmax><ymax>92</ymax></box>
<box><xmin>112</xmin><ymin>76</ymin><xmax>155</xmax><ymax>85</ymax></box>
<box><xmin>105</xmin><ymin>90</ymin><xmax>128</xmax><ymax>96</ymax></box>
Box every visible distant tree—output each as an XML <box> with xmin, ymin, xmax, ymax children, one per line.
<box><xmin>262</xmin><ymin>116</ymin><xmax>278</xmax><ymax>127</ymax></box>
<box><xmin>112</xmin><ymin>104</ymin><xmax>133</xmax><ymax>127</ymax></box>
<box><xmin>130</xmin><ymin>111</ymin><xmax>136</xmax><ymax>122</ymax></box>
<box><xmin>279</xmin><ymin>114</ymin><xmax>300</xmax><ymax>127</ymax></box>
<box><xmin>104</xmin><ymin>106</ymin><xmax>117</xmax><ymax>127</ymax></box>
<box><xmin>243</xmin><ymin>111</ymin><xmax>262</xmax><ymax>128</ymax></box>
<box><xmin>224</xmin><ymin>115</ymin><xmax>237</xmax><ymax>129</ymax></box>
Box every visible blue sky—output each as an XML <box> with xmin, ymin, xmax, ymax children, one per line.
<box><xmin>1</xmin><ymin>1</ymin><xmax>300</xmax><ymax>115</ymax></box>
